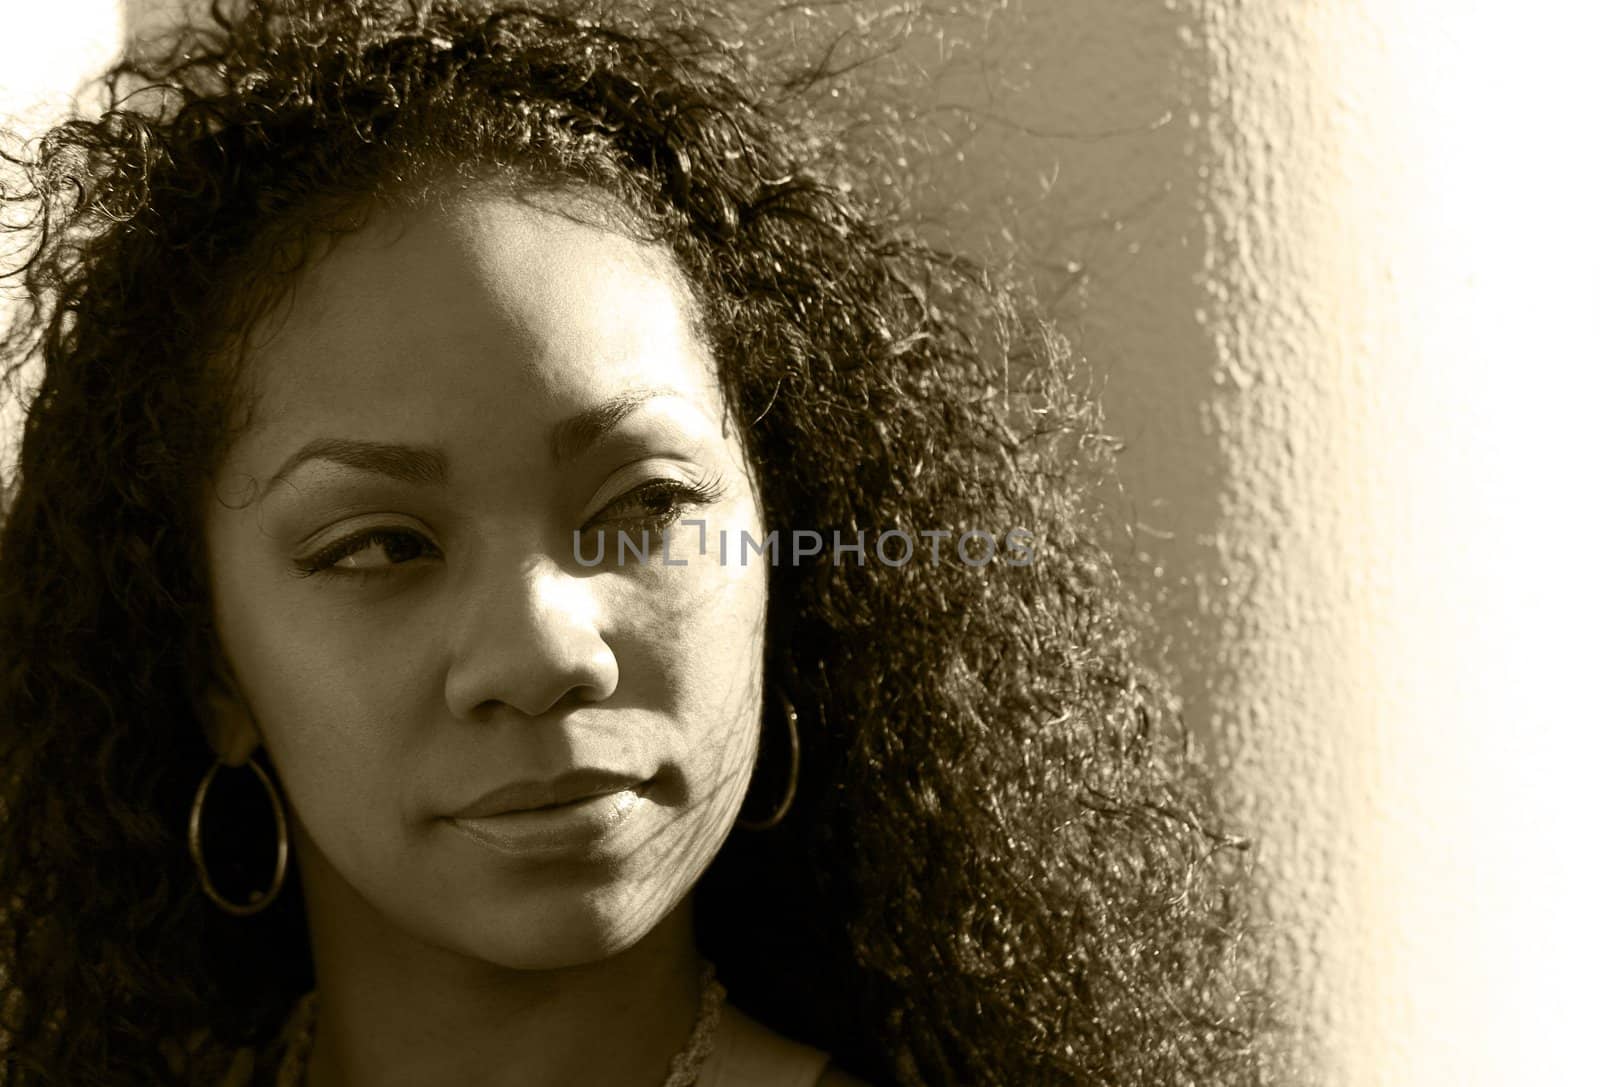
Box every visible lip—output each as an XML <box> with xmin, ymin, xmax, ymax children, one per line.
<box><xmin>444</xmin><ymin>769</ymin><xmax>652</xmax><ymax>860</ymax></box>
<box><xmin>450</xmin><ymin>770</ymin><xmax>647</xmax><ymax>819</ymax></box>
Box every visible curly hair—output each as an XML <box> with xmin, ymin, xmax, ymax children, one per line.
<box><xmin>0</xmin><ymin>1</ymin><xmax>1272</xmax><ymax>1083</ymax></box>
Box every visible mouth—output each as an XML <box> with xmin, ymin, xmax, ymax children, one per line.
<box><xmin>450</xmin><ymin>770</ymin><xmax>649</xmax><ymax>820</ymax></box>
<box><xmin>445</xmin><ymin>780</ymin><xmax>651</xmax><ymax>858</ymax></box>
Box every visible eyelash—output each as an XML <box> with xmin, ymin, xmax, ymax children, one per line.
<box><xmin>589</xmin><ymin>472</ymin><xmax>727</xmax><ymax>535</ymax></box>
<box><xmin>292</xmin><ymin>527</ymin><xmax>441</xmax><ymax>581</ymax></box>
<box><xmin>292</xmin><ymin>472</ymin><xmax>728</xmax><ymax>580</ymax></box>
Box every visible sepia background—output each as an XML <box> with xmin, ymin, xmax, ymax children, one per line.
<box><xmin>4</xmin><ymin>1</ymin><xmax>1595</xmax><ymax>1082</ymax></box>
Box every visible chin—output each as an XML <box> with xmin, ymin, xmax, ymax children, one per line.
<box><xmin>442</xmin><ymin>883</ymin><xmax>677</xmax><ymax>971</ymax></box>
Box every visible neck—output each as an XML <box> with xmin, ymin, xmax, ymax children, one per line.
<box><xmin>296</xmin><ymin>846</ymin><xmax>703</xmax><ymax>1087</ymax></box>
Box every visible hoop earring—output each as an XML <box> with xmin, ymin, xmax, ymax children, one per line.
<box><xmin>188</xmin><ymin>753</ymin><xmax>289</xmax><ymax>917</ymax></box>
<box><xmin>736</xmin><ymin>688</ymin><xmax>800</xmax><ymax>832</ymax></box>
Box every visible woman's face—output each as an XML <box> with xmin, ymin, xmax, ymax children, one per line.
<box><xmin>203</xmin><ymin>191</ymin><xmax>767</xmax><ymax>970</ymax></box>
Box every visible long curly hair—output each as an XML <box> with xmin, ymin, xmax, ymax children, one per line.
<box><xmin>0</xmin><ymin>1</ymin><xmax>1272</xmax><ymax>1083</ymax></box>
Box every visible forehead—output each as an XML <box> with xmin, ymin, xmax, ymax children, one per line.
<box><xmin>236</xmin><ymin>192</ymin><xmax>722</xmax><ymax>442</ymax></box>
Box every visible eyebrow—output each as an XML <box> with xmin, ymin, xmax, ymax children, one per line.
<box><xmin>266</xmin><ymin>438</ymin><xmax>449</xmax><ymax>494</ymax></box>
<box><xmin>262</xmin><ymin>386</ymin><xmax>684</xmax><ymax>495</ymax></box>
<box><xmin>549</xmin><ymin>385</ymin><xmax>682</xmax><ymax>465</ymax></box>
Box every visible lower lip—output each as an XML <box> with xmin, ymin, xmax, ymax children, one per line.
<box><xmin>446</xmin><ymin>787</ymin><xmax>646</xmax><ymax>858</ymax></box>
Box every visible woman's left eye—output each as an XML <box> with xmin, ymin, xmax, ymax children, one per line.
<box><xmin>592</xmin><ymin>474</ymin><xmax>727</xmax><ymax>532</ymax></box>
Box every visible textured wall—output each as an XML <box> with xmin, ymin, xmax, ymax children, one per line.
<box><xmin>18</xmin><ymin>1</ymin><xmax>1599</xmax><ymax>1082</ymax></box>
<box><xmin>927</xmin><ymin>2</ymin><xmax>1598</xmax><ymax>1083</ymax></box>
<box><xmin>1170</xmin><ymin>4</ymin><xmax>1594</xmax><ymax>1081</ymax></box>
<box><xmin>934</xmin><ymin>4</ymin><xmax>1600</xmax><ymax>1082</ymax></box>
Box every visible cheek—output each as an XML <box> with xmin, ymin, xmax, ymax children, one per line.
<box><xmin>657</xmin><ymin>532</ymin><xmax>766</xmax><ymax>683</ymax></box>
<box><xmin>612</xmin><ymin>524</ymin><xmax>769</xmax><ymax>797</ymax></box>
<box><xmin>254</xmin><ymin>652</ymin><xmax>425</xmax><ymax>808</ymax></box>
<box><xmin>212</xmin><ymin>567</ymin><xmax>434</xmax><ymax>836</ymax></box>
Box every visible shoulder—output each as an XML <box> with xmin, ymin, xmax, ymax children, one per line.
<box><xmin>815</xmin><ymin>1065</ymin><xmax>874</xmax><ymax>1087</ymax></box>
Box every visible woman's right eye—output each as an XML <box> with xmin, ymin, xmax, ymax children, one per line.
<box><xmin>294</xmin><ymin>528</ymin><xmax>442</xmax><ymax>578</ymax></box>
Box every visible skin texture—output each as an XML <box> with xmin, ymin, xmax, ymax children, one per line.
<box><xmin>203</xmin><ymin>195</ymin><xmax>769</xmax><ymax>1085</ymax></box>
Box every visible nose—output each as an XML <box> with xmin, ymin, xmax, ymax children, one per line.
<box><xmin>443</xmin><ymin>551</ymin><xmax>620</xmax><ymax>721</ymax></box>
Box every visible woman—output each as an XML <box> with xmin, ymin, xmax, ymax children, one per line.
<box><xmin>0</xmin><ymin>1</ymin><xmax>1271</xmax><ymax>1083</ymax></box>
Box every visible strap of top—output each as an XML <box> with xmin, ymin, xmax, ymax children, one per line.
<box><xmin>697</xmin><ymin>1003</ymin><xmax>833</xmax><ymax>1087</ymax></box>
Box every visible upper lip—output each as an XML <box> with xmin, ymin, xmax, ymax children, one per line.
<box><xmin>449</xmin><ymin>770</ymin><xmax>646</xmax><ymax>819</ymax></box>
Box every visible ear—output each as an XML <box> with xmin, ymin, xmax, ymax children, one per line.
<box><xmin>199</xmin><ymin>666</ymin><xmax>262</xmax><ymax>768</ymax></box>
